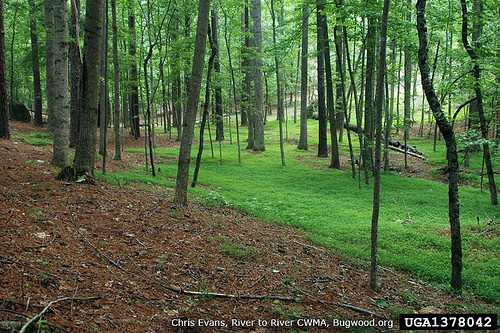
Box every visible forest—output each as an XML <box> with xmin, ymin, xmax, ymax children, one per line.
<box><xmin>0</xmin><ymin>0</ymin><xmax>499</xmax><ymax>331</ymax></box>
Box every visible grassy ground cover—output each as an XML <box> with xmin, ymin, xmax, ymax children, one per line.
<box><xmin>105</xmin><ymin>119</ymin><xmax>499</xmax><ymax>304</ymax></box>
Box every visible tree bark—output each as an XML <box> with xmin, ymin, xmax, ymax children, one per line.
<box><xmin>51</xmin><ymin>0</ymin><xmax>70</xmax><ymax>168</ymax></box>
<box><xmin>44</xmin><ymin>0</ymin><xmax>55</xmax><ymax>134</ymax></box>
<box><xmin>250</xmin><ymin>0</ymin><xmax>265</xmax><ymax>151</ymax></box>
<box><xmin>297</xmin><ymin>0</ymin><xmax>308</xmax><ymax>150</ymax></box>
<box><xmin>416</xmin><ymin>0</ymin><xmax>462</xmax><ymax>290</ymax></box>
<box><xmin>240</xmin><ymin>8</ymin><xmax>249</xmax><ymax>127</ymax></box>
<box><xmin>460</xmin><ymin>0</ymin><xmax>497</xmax><ymax>206</ymax></box>
<box><xmin>74</xmin><ymin>0</ymin><xmax>104</xmax><ymax>175</ymax></box>
<box><xmin>69</xmin><ymin>0</ymin><xmax>82</xmax><ymax>147</ymax></box>
<box><xmin>112</xmin><ymin>0</ymin><xmax>121</xmax><ymax>160</ymax></box>
<box><xmin>363</xmin><ymin>14</ymin><xmax>376</xmax><ymax>181</ymax></box>
<box><xmin>323</xmin><ymin>4</ymin><xmax>340</xmax><ymax>168</ymax></box>
<box><xmin>316</xmin><ymin>0</ymin><xmax>328</xmax><ymax>157</ymax></box>
<box><xmin>29</xmin><ymin>0</ymin><xmax>43</xmax><ymax>127</ymax></box>
<box><xmin>371</xmin><ymin>0</ymin><xmax>390</xmax><ymax>292</ymax></box>
<box><xmin>128</xmin><ymin>3</ymin><xmax>140</xmax><ymax>139</ymax></box>
<box><xmin>174</xmin><ymin>0</ymin><xmax>211</xmax><ymax>205</ymax></box>
<box><xmin>271</xmin><ymin>0</ymin><xmax>285</xmax><ymax>166</ymax></box>
<box><xmin>404</xmin><ymin>0</ymin><xmax>412</xmax><ymax>168</ymax></box>
<box><xmin>0</xmin><ymin>1</ymin><xmax>9</xmax><ymax>139</ymax></box>
<box><xmin>192</xmin><ymin>21</ymin><xmax>216</xmax><ymax>188</ymax></box>
<box><xmin>99</xmin><ymin>2</ymin><xmax>109</xmax><ymax>159</ymax></box>
<box><xmin>211</xmin><ymin>11</ymin><xmax>224</xmax><ymax>141</ymax></box>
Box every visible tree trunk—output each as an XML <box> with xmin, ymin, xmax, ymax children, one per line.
<box><xmin>371</xmin><ymin>0</ymin><xmax>390</xmax><ymax>291</ymax></box>
<box><xmin>99</xmin><ymin>2</ymin><xmax>109</xmax><ymax>159</ymax></box>
<box><xmin>74</xmin><ymin>0</ymin><xmax>104</xmax><ymax>175</ymax></box>
<box><xmin>298</xmin><ymin>1</ymin><xmax>308</xmax><ymax>150</ymax></box>
<box><xmin>363</xmin><ymin>15</ymin><xmax>376</xmax><ymax>181</ymax></box>
<box><xmin>51</xmin><ymin>0</ymin><xmax>70</xmax><ymax>168</ymax></box>
<box><xmin>211</xmin><ymin>11</ymin><xmax>224</xmax><ymax>141</ymax></box>
<box><xmin>112</xmin><ymin>0</ymin><xmax>121</xmax><ymax>160</ymax></box>
<box><xmin>0</xmin><ymin>1</ymin><xmax>9</xmax><ymax>139</ymax></box>
<box><xmin>460</xmin><ymin>0</ymin><xmax>497</xmax><ymax>206</ymax></box>
<box><xmin>29</xmin><ymin>0</ymin><xmax>43</xmax><ymax>127</ymax></box>
<box><xmin>192</xmin><ymin>21</ymin><xmax>216</xmax><ymax>188</ymax></box>
<box><xmin>270</xmin><ymin>0</ymin><xmax>285</xmax><ymax>166</ymax></box>
<box><xmin>128</xmin><ymin>3</ymin><xmax>140</xmax><ymax>139</ymax></box>
<box><xmin>250</xmin><ymin>0</ymin><xmax>265</xmax><ymax>151</ymax></box>
<box><xmin>174</xmin><ymin>0</ymin><xmax>211</xmax><ymax>205</ymax></box>
<box><xmin>240</xmin><ymin>9</ymin><xmax>249</xmax><ymax>127</ymax></box>
<box><xmin>316</xmin><ymin>0</ymin><xmax>328</xmax><ymax>158</ymax></box>
<box><xmin>44</xmin><ymin>0</ymin><xmax>55</xmax><ymax>134</ymax></box>
<box><xmin>323</xmin><ymin>4</ymin><xmax>340</xmax><ymax>168</ymax></box>
<box><xmin>9</xmin><ymin>5</ymin><xmax>18</xmax><ymax>107</ymax></box>
<box><xmin>416</xmin><ymin>0</ymin><xmax>462</xmax><ymax>290</ymax></box>
<box><xmin>69</xmin><ymin>0</ymin><xmax>82</xmax><ymax>148</ymax></box>
<box><xmin>223</xmin><ymin>9</ymin><xmax>242</xmax><ymax>164</ymax></box>
<box><xmin>404</xmin><ymin>0</ymin><xmax>412</xmax><ymax>168</ymax></box>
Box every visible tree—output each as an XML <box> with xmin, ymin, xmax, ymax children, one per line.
<box><xmin>321</xmin><ymin>2</ymin><xmax>340</xmax><ymax>168</ymax></box>
<box><xmin>416</xmin><ymin>0</ymin><xmax>462</xmax><ymax>291</ymax></box>
<box><xmin>44</xmin><ymin>0</ymin><xmax>55</xmax><ymax>134</ymax></box>
<box><xmin>404</xmin><ymin>0</ymin><xmax>412</xmax><ymax>169</ymax></box>
<box><xmin>460</xmin><ymin>0</ymin><xmax>497</xmax><ymax>206</ymax></box>
<box><xmin>316</xmin><ymin>0</ymin><xmax>328</xmax><ymax>158</ymax></box>
<box><xmin>212</xmin><ymin>10</ymin><xmax>224</xmax><ymax>142</ymax></box>
<box><xmin>128</xmin><ymin>1</ymin><xmax>140</xmax><ymax>139</ymax></box>
<box><xmin>74</xmin><ymin>0</ymin><xmax>104</xmax><ymax>176</ymax></box>
<box><xmin>69</xmin><ymin>0</ymin><xmax>82</xmax><ymax>147</ymax></box>
<box><xmin>297</xmin><ymin>0</ymin><xmax>308</xmax><ymax>150</ymax></box>
<box><xmin>370</xmin><ymin>0</ymin><xmax>390</xmax><ymax>292</ymax></box>
<box><xmin>174</xmin><ymin>0</ymin><xmax>211</xmax><ymax>205</ymax></box>
<box><xmin>363</xmin><ymin>8</ymin><xmax>376</xmax><ymax>181</ymax></box>
<box><xmin>29</xmin><ymin>0</ymin><xmax>43</xmax><ymax>127</ymax></box>
<box><xmin>50</xmin><ymin>0</ymin><xmax>70</xmax><ymax>168</ymax></box>
<box><xmin>0</xmin><ymin>1</ymin><xmax>9</xmax><ymax>139</ymax></box>
<box><xmin>111</xmin><ymin>0</ymin><xmax>121</xmax><ymax>160</ymax></box>
<box><xmin>249</xmin><ymin>0</ymin><xmax>265</xmax><ymax>151</ymax></box>
<box><xmin>270</xmin><ymin>0</ymin><xmax>285</xmax><ymax>166</ymax></box>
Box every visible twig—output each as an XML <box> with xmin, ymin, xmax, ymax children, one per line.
<box><xmin>135</xmin><ymin>236</ymin><xmax>149</xmax><ymax>249</ymax></box>
<box><xmin>0</xmin><ymin>308</ymin><xmax>70</xmax><ymax>333</ymax></box>
<box><xmin>248</xmin><ymin>273</ymin><xmax>266</xmax><ymax>289</ymax></box>
<box><xmin>293</xmin><ymin>240</ymin><xmax>325</xmax><ymax>252</ymax></box>
<box><xmin>69</xmin><ymin>210</ymin><xmax>133</xmax><ymax>275</ymax></box>
<box><xmin>0</xmin><ymin>257</ymin><xmax>66</xmax><ymax>281</ymax></box>
<box><xmin>128</xmin><ymin>256</ymin><xmax>296</xmax><ymax>302</ymax></box>
<box><xmin>335</xmin><ymin>302</ymin><xmax>385</xmax><ymax>318</ymax></box>
<box><xmin>19</xmin><ymin>296</ymin><xmax>101</xmax><ymax>333</ymax></box>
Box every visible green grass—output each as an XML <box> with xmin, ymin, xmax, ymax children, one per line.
<box><xmin>114</xmin><ymin>119</ymin><xmax>499</xmax><ymax>304</ymax></box>
<box><xmin>28</xmin><ymin>132</ymin><xmax>51</xmax><ymax>139</ymax></box>
<box><xmin>12</xmin><ymin>134</ymin><xmax>53</xmax><ymax>146</ymax></box>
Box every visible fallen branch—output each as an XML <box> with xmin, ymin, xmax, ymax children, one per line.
<box><xmin>69</xmin><ymin>210</ymin><xmax>133</xmax><ymax>275</ymax></box>
<box><xmin>0</xmin><ymin>308</ymin><xmax>70</xmax><ymax>333</ymax></box>
<box><xmin>388</xmin><ymin>146</ymin><xmax>427</xmax><ymax>160</ymax></box>
<box><xmin>128</xmin><ymin>256</ymin><xmax>296</xmax><ymax>301</ymax></box>
<box><xmin>19</xmin><ymin>296</ymin><xmax>101</xmax><ymax>333</ymax></box>
<box><xmin>294</xmin><ymin>240</ymin><xmax>325</xmax><ymax>252</ymax></box>
<box><xmin>336</xmin><ymin>302</ymin><xmax>385</xmax><ymax>318</ymax></box>
<box><xmin>344</xmin><ymin>123</ymin><xmax>427</xmax><ymax>158</ymax></box>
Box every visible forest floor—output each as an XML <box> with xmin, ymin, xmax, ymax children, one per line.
<box><xmin>0</xmin><ymin>121</ymin><xmax>497</xmax><ymax>332</ymax></box>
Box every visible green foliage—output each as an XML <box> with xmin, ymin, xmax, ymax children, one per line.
<box><xmin>219</xmin><ymin>237</ymin><xmax>259</xmax><ymax>259</ymax></box>
<box><xmin>124</xmin><ymin>120</ymin><xmax>499</xmax><ymax>304</ymax></box>
<box><xmin>12</xmin><ymin>135</ymin><xmax>52</xmax><ymax>146</ymax></box>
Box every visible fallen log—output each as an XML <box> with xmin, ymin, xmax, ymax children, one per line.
<box><xmin>344</xmin><ymin>122</ymin><xmax>427</xmax><ymax>159</ymax></box>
